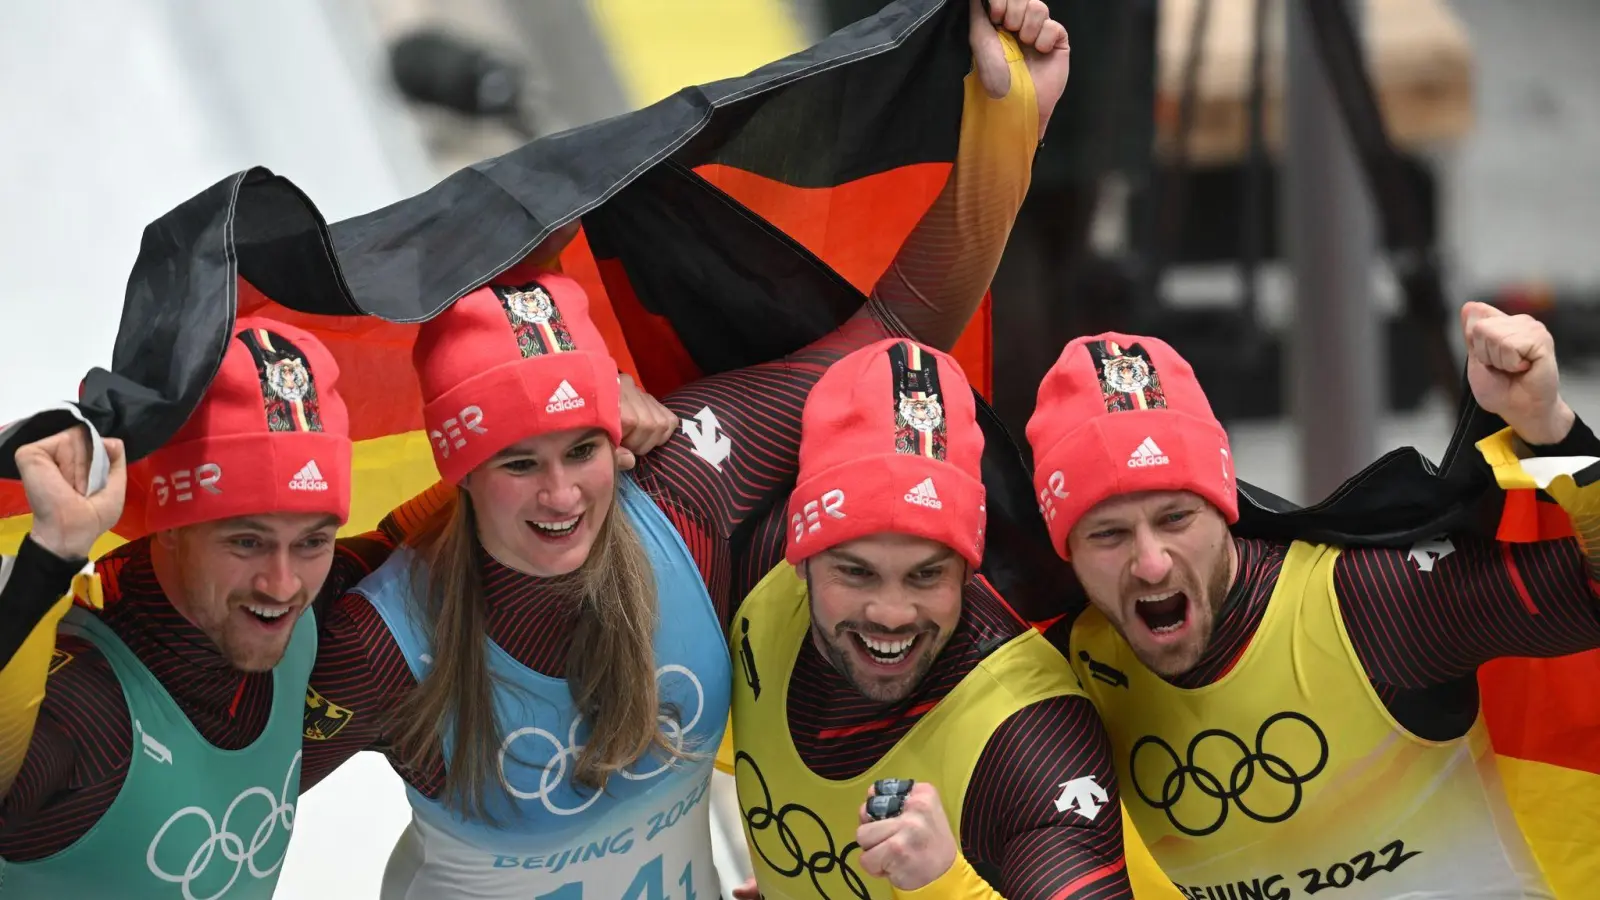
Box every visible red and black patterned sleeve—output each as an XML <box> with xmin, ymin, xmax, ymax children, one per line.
<box><xmin>962</xmin><ymin>695</ymin><xmax>1134</xmax><ymax>900</ymax></box>
<box><xmin>0</xmin><ymin>637</ymin><xmax>133</xmax><ymax>860</ymax></box>
<box><xmin>298</xmin><ymin>513</ymin><xmax>448</xmax><ymax>792</ymax></box>
<box><xmin>1337</xmin><ymin>528</ymin><xmax>1600</xmax><ymax>682</ymax></box>
<box><xmin>1336</xmin><ymin>415</ymin><xmax>1600</xmax><ymax>690</ymax></box>
<box><xmin>632</xmin><ymin>317</ymin><xmax>889</xmax><ymax>624</ymax></box>
<box><xmin>1336</xmin><ymin>529</ymin><xmax>1600</xmax><ymax>691</ymax></box>
<box><xmin>299</xmin><ymin>590</ymin><xmax>420</xmax><ymax>792</ymax></box>
<box><xmin>0</xmin><ymin>537</ymin><xmax>82</xmax><ymax>668</ymax></box>
<box><xmin>0</xmin><ymin>712</ymin><xmax>79</xmax><ymax>839</ymax></box>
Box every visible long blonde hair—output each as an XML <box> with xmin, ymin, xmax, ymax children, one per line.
<box><xmin>391</xmin><ymin>484</ymin><xmax>695</xmax><ymax>821</ymax></box>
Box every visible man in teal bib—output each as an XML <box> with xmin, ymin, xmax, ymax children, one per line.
<box><xmin>0</xmin><ymin>317</ymin><xmax>358</xmax><ymax>899</ymax></box>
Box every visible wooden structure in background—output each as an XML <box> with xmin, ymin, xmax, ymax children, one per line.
<box><xmin>1157</xmin><ymin>0</ymin><xmax>1476</xmax><ymax>164</ymax></box>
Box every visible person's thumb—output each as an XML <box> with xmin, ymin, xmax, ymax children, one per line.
<box><xmin>969</xmin><ymin>0</ymin><xmax>1011</xmax><ymax>99</ymax></box>
<box><xmin>1460</xmin><ymin>300</ymin><xmax>1504</xmax><ymax>334</ymax></box>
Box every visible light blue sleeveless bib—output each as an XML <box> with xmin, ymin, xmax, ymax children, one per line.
<box><xmin>356</xmin><ymin>475</ymin><xmax>732</xmax><ymax>899</ymax></box>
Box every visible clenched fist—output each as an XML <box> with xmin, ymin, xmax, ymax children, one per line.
<box><xmin>616</xmin><ymin>373</ymin><xmax>678</xmax><ymax>471</ymax></box>
<box><xmin>15</xmin><ymin>426</ymin><xmax>126</xmax><ymax>561</ymax></box>
<box><xmin>1460</xmin><ymin>301</ymin><xmax>1574</xmax><ymax>446</ymax></box>
<box><xmin>970</xmin><ymin>0</ymin><xmax>1072</xmax><ymax>140</ymax></box>
<box><xmin>856</xmin><ymin>781</ymin><xmax>958</xmax><ymax>891</ymax></box>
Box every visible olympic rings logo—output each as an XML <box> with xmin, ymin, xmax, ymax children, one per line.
<box><xmin>1129</xmin><ymin>712</ymin><xmax>1329</xmax><ymax>837</ymax></box>
<box><xmin>734</xmin><ymin>750</ymin><xmax>869</xmax><ymax>900</ymax></box>
<box><xmin>499</xmin><ymin>664</ymin><xmax>705</xmax><ymax>816</ymax></box>
<box><xmin>145</xmin><ymin>751</ymin><xmax>300</xmax><ymax>900</ymax></box>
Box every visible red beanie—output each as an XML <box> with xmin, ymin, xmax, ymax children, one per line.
<box><xmin>128</xmin><ymin>317</ymin><xmax>353</xmax><ymax>536</ymax></box>
<box><xmin>413</xmin><ymin>273</ymin><xmax>621</xmax><ymax>485</ymax></box>
<box><xmin>1025</xmin><ymin>333</ymin><xmax>1238</xmax><ymax>558</ymax></box>
<box><xmin>786</xmin><ymin>339</ymin><xmax>986</xmax><ymax>568</ymax></box>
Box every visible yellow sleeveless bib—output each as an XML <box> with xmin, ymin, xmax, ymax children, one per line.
<box><xmin>1071</xmin><ymin>540</ymin><xmax>1554</xmax><ymax>899</ymax></box>
<box><xmin>729</xmin><ymin>565</ymin><xmax>1084</xmax><ymax>900</ymax></box>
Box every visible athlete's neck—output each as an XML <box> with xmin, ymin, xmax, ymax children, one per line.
<box><xmin>1224</xmin><ymin>532</ymin><xmax>1241</xmax><ymax>600</ymax></box>
<box><xmin>1169</xmin><ymin>536</ymin><xmax>1265</xmax><ymax>689</ymax></box>
<box><xmin>1204</xmin><ymin>536</ymin><xmax>1244</xmax><ymax>638</ymax></box>
<box><xmin>478</xmin><ymin>538</ymin><xmax>583</xmax><ymax>606</ymax></box>
<box><xmin>474</xmin><ymin>540</ymin><xmax>583</xmax><ymax>678</ymax></box>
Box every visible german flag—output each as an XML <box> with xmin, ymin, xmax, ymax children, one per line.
<box><xmin>1467</xmin><ymin>430</ymin><xmax>1600</xmax><ymax>899</ymax></box>
<box><xmin>1</xmin><ymin>1</ymin><xmax>1589</xmax><ymax>894</ymax></box>
<box><xmin>0</xmin><ymin>0</ymin><xmax>1014</xmax><ymax>555</ymax></box>
<box><xmin>0</xmin><ymin>0</ymin><xmax>1070</xmax><ymax>745</ymax></box>
<box><xmin>0</xmin><ymin>4</ymin><xmax>1076</xmax><ymax>864</ymax></box>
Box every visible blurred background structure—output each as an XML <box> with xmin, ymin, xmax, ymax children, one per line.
<box><xmin>2</xmin><ymin>0</ymin><xmax>1598</xmax><ymax>895</ymax></box>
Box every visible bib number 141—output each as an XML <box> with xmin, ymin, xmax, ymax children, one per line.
<box><xmin>536</xmin><ymin>856</ymin><xmax>696</xmax><ymax>900</ymax></box>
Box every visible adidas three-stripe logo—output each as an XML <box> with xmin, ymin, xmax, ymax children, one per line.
<box><xmin>546</xmin><ymin>380</ymin><xmax>587</xmax><ymax>414</ymax></box>
<box><xmin>904</xmin><ymin>477</ymin><xmax>943</xmax><ymax>509</ymax></box>
<box><xmin>1127</xmin><ymin>437</ymin><xmax>1170</xmax><ymax>468</ymax></box>
<box><xmin>289</xmin><ymin>460</ymin><xmax>329</xmax><ymax>492</ymax></box>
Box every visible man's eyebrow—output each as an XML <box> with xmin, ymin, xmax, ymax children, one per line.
<box><xmin>303</xmin><ymin>515</ymin><xmax>342</xmax><ymax>535</ymax></box>
<box><xmin>822</xmin><ymin>549</ymin><xmax>872</xmax><ymax>568</ymax></box>
<box><xmin>222</xmin><ymin>515</ymin><xmax>341</xmax><ymax>536</ymax></box>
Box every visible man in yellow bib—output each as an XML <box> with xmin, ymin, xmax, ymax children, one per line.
<box><xmin>1022</xmin><ymin>302</ymin><xmax>1600</xmax><ymax>900</ymax></box>
<box><xmin>729</xmin><ymin>336</ymin><xmax>1138</xmax><ymax>900</ymax></box>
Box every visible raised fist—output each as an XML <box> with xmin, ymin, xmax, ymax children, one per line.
<box><xmin>1460</xmin><ymin>301</ymin><xmax>1574</xmax><ymax>445</ymax></box>
<box><xmin>15</xmin><ymin>426</ymin><xmax>126</xmax><ymax>560</ymax></box>
<box><xmin>970</xmin><ymin>0</ymin><xmax>1072</xmax><ymax>139</ymax></box>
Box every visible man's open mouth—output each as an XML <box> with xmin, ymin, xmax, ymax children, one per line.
<box><xmin>851</xmin><ymin>632</ymin><xmax>921</xmax><ymax>667</ymax></box>
<box><xmin>242</xmin><ymin>602</ymin><xmax>296</xmax><ymax>629</ymax></box>
<box><xmin>1135</xmin><ymin>590</ymin><xmax>1189</xmax><ymax>636</ymax></box>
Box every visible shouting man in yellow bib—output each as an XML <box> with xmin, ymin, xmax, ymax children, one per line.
<box><xmin>730</xmin><ymin>335</ymin><xmax>1139</xmax><ymax>900</ymax></box>
<box><xmin>1022</xmin><ymin>303</ymin><xmax>1600</xmax><ymax>900</ymax></box>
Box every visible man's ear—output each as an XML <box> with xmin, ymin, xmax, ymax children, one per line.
<box><xmin>154</xmin><ymin>527</ymin><xmax>181</xmax><ymax>551</ymax></box>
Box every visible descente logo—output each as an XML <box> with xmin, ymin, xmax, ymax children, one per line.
<box><xmin>1128</xmin><ymin>437</ymin><xmax>1169</xmax><ymax>468</ymax></box>
<box><xmin>546</xmin><ymin>380</ymin><xmax>586</xmax><ymax>414</ymax></box>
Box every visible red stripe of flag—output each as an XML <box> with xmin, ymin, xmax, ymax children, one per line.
<box><xmin>1481</xmin><ymin>652</ymin><xmax>1600</xmax><ymax>776</ymax></box>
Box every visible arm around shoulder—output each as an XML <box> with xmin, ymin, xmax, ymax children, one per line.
<box><xmin>299</xmin><ymin>589</ymin><xmax>418</xmax><ymax>792</ymax></box>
